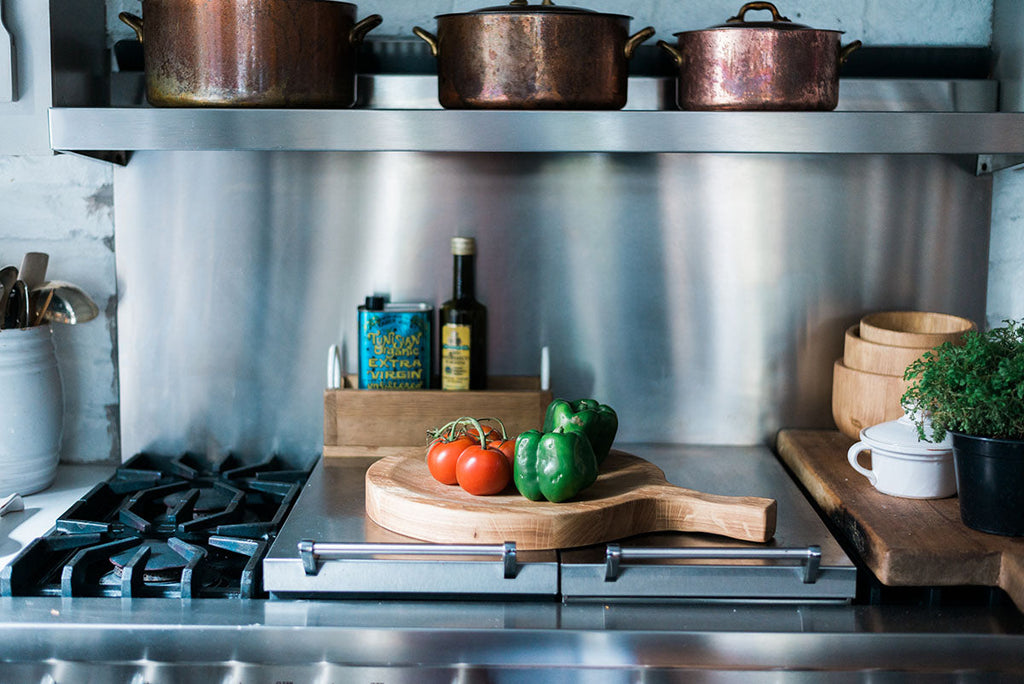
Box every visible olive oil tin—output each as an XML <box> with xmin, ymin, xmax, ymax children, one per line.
<box><xmin>357</xmin><ymin>298</ymin><xmax>433</xmax><ymax>390</ymax></box>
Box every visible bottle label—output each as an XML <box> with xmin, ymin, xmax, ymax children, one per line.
<box><xmin>442</xmin><ymin>323</ymin><xmax>471</xmax><ymax>390</ymax></box>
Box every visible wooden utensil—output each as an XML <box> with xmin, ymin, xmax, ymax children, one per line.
<box><xmin>365</xmin><ymin>449</ymin><xmax>777</xmax><ymax>550</ymax></box>
<box><xmin>18</xmin><ymin>252</ymin><xmax>48</xmax><ymax>292</ymax></box>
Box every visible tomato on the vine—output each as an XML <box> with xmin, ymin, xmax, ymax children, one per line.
<box><xmin>465</xmin><ymin>424</ymin><xmax>498</xmax><ymax>442</ymax></box>
<box><xmin>426</xmin><ymin>435</ymin><xmax>475</xmax><ymax>485</ymax></box>
<box><xmin>494</xmin><ymin>438</ymin><xmax>516</xmax><ymax>466</ymax></box>
<box><xmin>456</xmin><ymin>445</ymin><xmax>512</xmax><ymax>496</ymax></box>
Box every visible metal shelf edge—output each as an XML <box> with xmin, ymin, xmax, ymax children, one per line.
<box><xmin>48</xmin><ymin>108</ymin><xmax>1024</xmax><ymax>156</ymax></box>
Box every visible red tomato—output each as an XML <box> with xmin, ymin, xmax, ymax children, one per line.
<box><xmin>456</xmin><ymin>445</ymin><xmax>512</xmax><ymax>496</ymax></box>
<box><xmin>427</xmin><ymin>435</ymin><xmax>475</xmax><ymax>485</ymax></box>
<box><xmin>464</xmin><ymin>425</ymin><xmax>498</xmax><ymax>443</ymax></box>
<box><xmin>494</xmin><ymin>438</ymin><xmax>515</xmax><ymax>466</ymax></box>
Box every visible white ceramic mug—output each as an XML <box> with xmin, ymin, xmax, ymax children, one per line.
<box><xmin>847</xmin><ymin>443</ymin><xmax>956</xmax><ymax>499</ymax></box>
<box><xmin>0</xmin><ymin>325</ymin><xmax>63</xmax><ymax>496</ymax></box>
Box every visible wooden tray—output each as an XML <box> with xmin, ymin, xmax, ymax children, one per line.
<box><xmin>777</xmin><ymin>429</ymin><xmax>1024</xmax><ymax>610</ymax></box>
<box><xmin>364</xmin><ymin>449</ymin><xmax>777</xmax><ymax>550</ymax></box>
<box><xmin>324</xmin><ymin>375</ymin><xmax>551</xmax><ymax>459</ymax></box>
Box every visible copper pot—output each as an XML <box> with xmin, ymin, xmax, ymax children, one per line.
<box><xmin>658</xmin><ymin>2</ymin><xmax>860</xmax><ymax>111</ymax></box>
<box><xmin>413</xmin><ymin>0</ymin><xmax>654</xmax><ymax>110</ymax></box>
<box><xmin>119</xmin><ymin>0</ymin><xmax>382</xmax><ymax>107</ymax></box>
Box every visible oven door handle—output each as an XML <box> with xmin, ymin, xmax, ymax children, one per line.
<box><xmin>604</xmin><ymin>544</ymin><xmax>822</xmax><ymax>583</ymax></box>
<box><xmin>298</xmin><ymin>540</ymin><xmax>518</xmax><ymax>578</ymax></box>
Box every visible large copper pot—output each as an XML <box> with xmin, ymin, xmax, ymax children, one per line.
<box><xmin>658</xmin><ymin>2</ymin><xmax>860</xmax><ymax>111</ymax></box>
<box><xmin>119</xmin><ymin>0</ymin><xmax>382</xmax><ymax>107</ymax></box>
<box><xmin>413</xmin><ymin>0</ymin><xmax>654</xmax><ymax>110</ymax></box>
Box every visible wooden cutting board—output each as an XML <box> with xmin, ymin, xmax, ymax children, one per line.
<box><xmin>364</xmin><ymin>449</ymin><xmax>777</xmax><ymax>550</ymax></box>
<box><xmin>777</xmin><ymin>429</ymin><xmax>1024</xmax><ymax>610</ymax></box>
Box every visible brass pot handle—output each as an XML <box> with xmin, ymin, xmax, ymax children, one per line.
<box><xmin>119</xmin><ymin>12</ymin><xmax>144</xmax><ymax>43</ymax></box>
<box><xmin>412</xmin><ymin>26</ymin><xmax>439</xmax><ymax>58</ymax></box>
<box><xmin>350</xmin><ymin>14</ymin><xmax>383</xmax><ymax>47</ymax></box>
<box><xmin>624</xmin><ymin>26</ymin><xmax>656</xmax><ymax>60</ymax></box>
<box><xmin>727</xmin><ymin>2</ymin><xmax>791</xmax><ymax>24</ymax></box>
<box><xmin>839</xmin><ymin>40</ymin><xmax>862</xmax><ymax>65</ymax></box>
<box><xmin>657</xmin><ymin>40</ymin><xmax>682</xmax><ymax>67</ymax></box>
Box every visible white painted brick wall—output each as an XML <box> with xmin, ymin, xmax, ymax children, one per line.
<box><xmin>107</xmin><ymin>0</ymin><xmax>993</xmax><ymax>48</ymax></box>
<box><xmin>0</xmin><ymin>156</ymin><xmax>118</xmax><ymax>463</ymax></box>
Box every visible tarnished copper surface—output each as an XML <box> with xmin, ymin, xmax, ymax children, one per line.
<box><xmin>658</xmin><ymin>2</ymin><xmax>859</xmax><ymax>111</ymax></box>
<box><xmin>121</xmin><ymin>0</ymin><xmax>381</xmax><ymax>108</ymax></box>
<box><xmin>415</xmin><ymin>6</ymin><xmax>653</xmax><ymax>110</ymax></box>
<box><xmin>677</xmin><ymin>30</ymin><xmax>843</xmax><ymax>111</ymax></box>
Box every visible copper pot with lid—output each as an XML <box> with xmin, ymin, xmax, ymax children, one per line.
<box><xmin>413</xmin><ymin>0</ymin><xmax>655</xmax><ymax>110</ymax></box>
<box><xmin>119</xmin><ymin>0</ymin><xmax>382</xmax><ymax>107</ymax></box>
<box><xmin>658</xmin><ymin>2</ymin><xmax>861</xmax><ymax>111</ymax></box>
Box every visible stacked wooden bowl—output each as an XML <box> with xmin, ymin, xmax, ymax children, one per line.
<box><xmin>832</xmin><ymin>311</ymin><xmax>975</xmax><ymax>440</ymax></box>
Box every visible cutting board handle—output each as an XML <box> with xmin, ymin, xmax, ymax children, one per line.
<box><xmin>646</xmin><ymin>483</ymin><xmax>777</xmax><ymax>543</ymax></box>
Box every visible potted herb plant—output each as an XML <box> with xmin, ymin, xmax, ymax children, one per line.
<box><xmin>901</xmin><ymin>319</ymin><xmax>1024</xmax><ymax>536</ymax></box>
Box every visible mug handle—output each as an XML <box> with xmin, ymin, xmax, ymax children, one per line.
<box><xmin>847</xmin><ymin>442</ymin><xmax>877</xmax><ymax>486</ymax></box>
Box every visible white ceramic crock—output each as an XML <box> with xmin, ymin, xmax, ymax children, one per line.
<box><xmin>847</xmin><ymin>413</ymin><xmax>956</xmax><ymax>499</ymax></box>
<box><xmin>0</xmin><ymin>325</ymin><xmax>63</xmax><ymax>496</ymax></box>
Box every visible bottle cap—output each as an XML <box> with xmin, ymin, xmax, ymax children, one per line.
<box><xmin>451</xmin><ymin>237</ymin><xmax>476</xmax><ymax>256</ymax></box>
<box><xmin>363</xmin><ymin>295</ymin><xmax>386</xmax><ymax>311</ymax></box>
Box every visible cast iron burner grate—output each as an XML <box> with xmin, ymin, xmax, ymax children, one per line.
<box><xmin>0</xmin><ymin>452</ymin><xmax>314</xmax><ymax>599</ymax></box>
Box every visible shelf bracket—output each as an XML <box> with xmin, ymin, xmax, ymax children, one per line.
<box><xmin>55</xmin><ymin>149</ymin><xmax>131</xmax><ymax>167</ymax></box>
<box><xmin>976</xmin><ymin>154</ymin><xmax>1024</xmax><ymax>175</ymax></box>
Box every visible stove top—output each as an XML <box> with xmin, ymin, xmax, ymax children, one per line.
<box><xmin>1</xmin><ymin>452</ymin><xmax>315</xmax><ymax>599</ymax></box>
<box><xmin>264</xmin><ymin>444</ymin><xmax>858</xmax><ymax>602</ymax></box>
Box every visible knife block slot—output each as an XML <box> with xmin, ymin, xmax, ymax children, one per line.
<box><xmin>324</xmin><ymin>375</ymin><xmax>552</xmax><ymax>459</ymax></box>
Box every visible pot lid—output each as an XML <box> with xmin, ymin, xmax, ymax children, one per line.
<box><xmin>690</xmin><ymin>2</ymin><xmax>841</xmax><ymax>33</ymax></box>
<box><xmin>861</xmin><ymin>412</ymin><xmax>953</xmax><ymax>455</ymax></box>
<box><xmin>439</xmin><ymin>0</ymin><xmax>630</xmax><ymax>19</ymax></box>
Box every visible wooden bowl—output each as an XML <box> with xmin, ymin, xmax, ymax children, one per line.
<box><xmin>831</xmin><ymin>358</ymin><xmax>910</xmax><ymax>441</ymax></box>
<box><xmin>859</xmin><ymin>311</ymin><xmax>975</xmax><ymax>349</ymax></box>
<box><xmin>843</xmin><ymin>325</ymin><xmax>933</xmax><ymax>377</ymax></box>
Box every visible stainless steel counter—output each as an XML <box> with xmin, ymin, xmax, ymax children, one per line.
<box><xmin>0</xmin><ymin>597</ymin><xmax>1023</xmax><ymax>681</ymax></box>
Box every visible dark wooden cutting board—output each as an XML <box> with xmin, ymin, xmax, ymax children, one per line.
<box><xmin>365</xmin><ymin>449</ymin><xmax>777</xmax><ymax>550</ymax></box>
<box><xmin>777</xmin><ymin>429</ymin><xmax>1024</xmax><ymax>609</ymax></box>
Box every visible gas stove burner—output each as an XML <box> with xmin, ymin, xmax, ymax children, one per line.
<box><xmin>0</xmin><ymin>452</ymin><xmax>315</xmax><ymax>599</ymax></box>
<box><xmin>117</xmin><ymin>479</ymin><xmax>246</xmax><ymax>537</ymax></box>
<box><xmin>162</xmin><ymin>486</ymin><xmax>235</xmax><ymax>515</ymax></box>
<box><xmin>110</xmin><ymin>541</ymin><xmax>188</xmax><ymax>582</ymax></box>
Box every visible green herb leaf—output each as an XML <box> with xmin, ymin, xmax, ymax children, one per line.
<box><xmin>902</xmin><ymin>319</ymin><xmax>1024</xmax><ymax>442</ymax></box>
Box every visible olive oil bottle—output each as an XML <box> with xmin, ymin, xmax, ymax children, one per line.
<box><xmin>440</xmin><ymin>237</ymin><xmax>487</xmax><ymax>390</ymax></box>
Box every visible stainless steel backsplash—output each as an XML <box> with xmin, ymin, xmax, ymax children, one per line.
<box><xmin>113</xmin><ymin>148</ymin><xmax>990</xmax><ymax>458</ymax></box>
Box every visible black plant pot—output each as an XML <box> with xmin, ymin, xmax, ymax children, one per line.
<box><xmin>951</xmin><ymin>432</ymin><xmax>1024</xmax><ymax>536</ymax></box>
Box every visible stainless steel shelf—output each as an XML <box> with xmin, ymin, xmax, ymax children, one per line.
<box><xmin>48</xmin><ymin>107</ymin><xmax>1024</xmax><ymax>155</ymax></box>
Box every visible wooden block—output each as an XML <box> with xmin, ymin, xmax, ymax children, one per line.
<box><xmin>776</xmin><ymin>429</ymin><xmax>1024</xmax><ymax>612</ymax></box>
<box><xmin>324</xmin><ymin>375</ymin><xmax>552</xmax><ymax>456</ymax></box>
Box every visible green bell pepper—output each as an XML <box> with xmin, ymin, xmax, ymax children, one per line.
<box><xmin>513</xmin><ymin>427</ymin><xmax>599</xmax><ymax>503</ymax></box>
<box><xmin>543</xmin><ymin>398</ymin><xmax>618</xmax><ymax>465</ymax></box>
